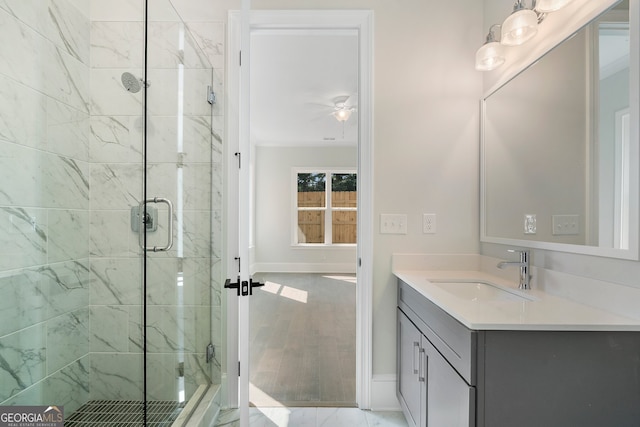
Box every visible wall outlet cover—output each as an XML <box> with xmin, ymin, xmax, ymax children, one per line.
<box><xmin>524</xmin><ymin>214</ymin><xmax>536</xmax><ymax>234</ymax></box>
<box><xmin>423</xmin><ymin>213</ymin><xmax>436</xmax><ymax>234</ymax></box>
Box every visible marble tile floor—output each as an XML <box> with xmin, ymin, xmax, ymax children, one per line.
<box><xmin>215</xmin><ymin>407</ymin><xmax>409</xmax><ymax>427</ymax></box>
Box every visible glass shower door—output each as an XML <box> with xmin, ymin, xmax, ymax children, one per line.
<box><xmin>142</xmin><ymin>4</ymin><xmax>221</xmax><ymax>419</ymax></box>
<box><xmin>0</xmin><ymin>0</ymin><xmax>221</xmax><ymax>425</ymax></box>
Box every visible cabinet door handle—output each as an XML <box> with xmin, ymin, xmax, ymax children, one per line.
<box><xmin>418</xmin><ymin>348</ymin><xmax>427</xmax><ymax>383</ymax></box>
<box><xmin>413</xmin><ymin>342</ymin><xmax>420</xmax><ymax>375</ymax></box>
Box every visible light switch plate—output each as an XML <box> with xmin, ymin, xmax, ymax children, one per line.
<box><xmin>552</xmin><ymin>214</ymin><xmax>579</xmax><ymax>235</ymax></box>
<box><xmin>380</xmin><ymin>214</ymin><xmax>407</xmax><ymax>234</ymax></box>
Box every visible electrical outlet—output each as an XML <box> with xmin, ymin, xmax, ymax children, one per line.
<box><xmin>423</xmin><ymin>213</ymin><xmax>436</xmax><ymax>234</ymax></box>
<box><xmin>380</xmin><ymin>214</ymin><xmax>407</xmax><ymax>234</ymax></box>
<box><xmin>524</xmin><ymin>214</ymin><xmax>536</xmax><ymax>234</ymax></box>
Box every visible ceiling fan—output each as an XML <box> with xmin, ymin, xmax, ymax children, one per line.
<box><xmin>331</xmin><ymin>95</ymin><xmax>357</xmax><ymax>122</ymax></box>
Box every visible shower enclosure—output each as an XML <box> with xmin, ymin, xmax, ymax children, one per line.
<box><xmin>0</xmin><ymin>1</ymin><xmax>223</xmax><ymax>425</ymax></box>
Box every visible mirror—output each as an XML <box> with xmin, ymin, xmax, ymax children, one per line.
<box><xmin>481</xmin><ymin>3</ymin><xmax>639</xmax><ymax>259</ymax></box>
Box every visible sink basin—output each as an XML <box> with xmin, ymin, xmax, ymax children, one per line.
<box><xmin>430</xmin><ymin>280</ymin><xmax>535</xmax><ymax>302</ymax></box>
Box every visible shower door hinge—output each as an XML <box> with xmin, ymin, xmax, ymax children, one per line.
<box><xmin>207</xmin><ymin>85</ymin><xmax>216</xmax><ymax>105</ymax></box>
<box><xmin>235</xmin><ymin>152</ymin><xmax>241</xmax><ymax>168</ymax></box>
<box><xmin>206</xmin><ymin>343</ymin><xmax>215</xmax><ymax>363</ymax></box>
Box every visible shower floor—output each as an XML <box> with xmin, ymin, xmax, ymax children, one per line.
<box><xmin>65</xmin><ymin>400</ymin><xmax>185</xmax><ymax>426</ymax></box>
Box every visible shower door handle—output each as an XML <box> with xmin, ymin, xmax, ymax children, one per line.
<box><xmin>139</xmin><ymin>197</ymin><xmax>174</xmax><ymax>252</ymax></box>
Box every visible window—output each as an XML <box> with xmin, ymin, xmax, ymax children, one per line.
<box><xmin>295</xmin><ymin>170</ymin><xmax>357</xmax><ymax>245</ymax></box>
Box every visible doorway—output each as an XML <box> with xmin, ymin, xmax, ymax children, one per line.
<box><xmin>225</xmin><ymin>9</ymin><xmax>373</xmax><ymax>418</ymax></box>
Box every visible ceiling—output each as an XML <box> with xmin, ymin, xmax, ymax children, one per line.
<box><xmin>249</xmin><ymin>30</ymin><xmax>359</xmax><ymax>147</ymax></box>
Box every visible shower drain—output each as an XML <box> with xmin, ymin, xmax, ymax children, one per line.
<box><xmin>65</xmin><ymin>399</ymin><xmax>185</xmax><ymax>426</ymax></box>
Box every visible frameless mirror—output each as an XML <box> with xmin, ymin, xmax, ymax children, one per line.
<box><xmin>481</xmin><ymin>3</ymin><xmax>639</xmax><ymax>259</ymax></box>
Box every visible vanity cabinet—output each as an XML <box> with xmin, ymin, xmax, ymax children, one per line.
<box><xmin>397</xmin><ymin>297</ymin><xmax>475</xmax><ymax>427</ymax></box>
<box><xmin>397</xmin><ymin>310</ymin><xmax>426</xmax><ymax>427</ymax></box>
<box><xmin>397</xmin><ymin>279</ymin><xmax>640</xmax><ymax>427</ymax></box>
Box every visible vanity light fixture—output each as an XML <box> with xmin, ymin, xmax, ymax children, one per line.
<box><xmin>501</xmin><ymin>0</ymin><xmax>539</xmax><ymax>46</ymax></box>
<box><xmin>534</xmin><ymin>0</ymin><xmax>575</xmax><ymax>13</ymax></box>
<box><xmin>476</xmin><ymin>0</ymin><xmax>572</xmax><ymax>72</ymax></box>
<box><xmin>475</xmin><ymin>24</ymin><xmax>506</xmax><ymax>71</ymax></box>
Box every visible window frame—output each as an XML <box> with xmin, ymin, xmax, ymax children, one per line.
<box><xmin>292</xmin><ymin>167</ymin><xmax>357</xmax><ymax>247</ymax></box>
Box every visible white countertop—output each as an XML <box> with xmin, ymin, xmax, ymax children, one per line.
<box><xmin>395</xmin><ymin>269</ymin><xmax>640</xmax><ymax>331</ymax></box>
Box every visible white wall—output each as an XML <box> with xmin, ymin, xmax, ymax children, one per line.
<box><xmin>253</xmin><ymin>145</ymin><xmax>358</xmax><ymax>272</ymax></box>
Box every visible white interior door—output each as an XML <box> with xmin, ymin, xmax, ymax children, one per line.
<box><xmin>227</xmin><ymin>8</ymin><xmax>374</xmax><ymax>426</ymax></box>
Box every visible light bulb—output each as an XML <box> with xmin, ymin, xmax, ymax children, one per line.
<box><xmin>501</xmin><ymin>8</ymin><xmax>538</xmax><ymax>46</ymax></box>
<box><xmin>333</xmin><ymin>108</ymin><xmax>352</xmax><ymax>122</ymax></box>
<box><xmin>475</xmin><ymin>41</ymin><xmax>506</xmax><ymax>71</ymax></box>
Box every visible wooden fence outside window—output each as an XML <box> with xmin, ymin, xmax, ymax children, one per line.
<box><xmin>297</xmin><ymin>191</ymin><xmax>357</xmax><ymax>244</ymax></box>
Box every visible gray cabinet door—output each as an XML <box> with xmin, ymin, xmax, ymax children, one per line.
<box><xmin>398</xmin><ymin>309</ymin><xmax>425</xmax><ymax>427</ymax></box>
<box><xmin>425</xmin><ymin>338</ymin><xmax>475</xmax><ymax>427</ymax></box>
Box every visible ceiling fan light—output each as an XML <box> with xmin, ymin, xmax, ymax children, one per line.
<box><xmin>501</xmin><ymin>8</ymin><xmax>538</xmax><ymax>46</ymax></box>
<box><xmin>333</xmin><ymin>107</ymin><xmax>352</xmax><ymax>122</ymax></box>
<box><xmin>535</xmin><ymin>0</ymin><xmax>575</xmax><ymax>12</ymax></box>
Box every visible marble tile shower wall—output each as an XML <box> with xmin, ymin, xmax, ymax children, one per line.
<box><xmin>89</xmin><ymin>0</ymin><xmax>224</xmax><ymax>404</ymax></box>
<box><xmin>0</xmin><ymin>0</ymin><xmax>92</xmax><ymax>414</ymax></box>
<box><xmin>0</xmin><ymin>0</ymin><xmax>224</xmax><ymax>415</ymax></box>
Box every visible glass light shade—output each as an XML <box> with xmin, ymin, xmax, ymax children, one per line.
<box><xmin>333</xmin><ymin>108</ymin><xmax>352</xmax><ymax>122</ymax></box>
<box><xmin>535</xmin><ymin>0</ymin><xmax>575</xmax><ymax>12</ymax></box>
<box><xmin>501</xmin><ymin>9</ymin><xmax>538</xmax><ymax>46</ymax></box>
<box><xmin>475</xmin><ymin>42</ymin><xmax>506</xmax><ymax>71</ymax></box>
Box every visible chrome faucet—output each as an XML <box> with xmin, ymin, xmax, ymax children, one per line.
<box><xmin>497</xmin><ymin>249</ymin><xmax>530</xmax><ymax>290</ymax></box>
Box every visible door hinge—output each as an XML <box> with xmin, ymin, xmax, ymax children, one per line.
<box><xmin>238</xmin><ymin>361</ymin><xmax>241</xmax><ymax>376</ymax></box>
<box><xmin>206</xmin><ymin>343</ymin><xmax>215</xmax><ymax>363</ymax></box>
<box><xmin>235</xmin><ymin>152</ymin><xmax>241</xmax><ymax>168</ymax></box>
<box><xmin>239</xmin><ymin>50</ymin><xmax>242</xmax><ymax>66</ymax></box>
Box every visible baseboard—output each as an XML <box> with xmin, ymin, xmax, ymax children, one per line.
<box><xmin>370</xmin><ymin>374</ymin><xmax>401</xmax><ymax>411</ymax></box>
<box><xmin>251</xmin><ymin>262</ymin><xmax>357</xmax><ymax>274</ymax></box>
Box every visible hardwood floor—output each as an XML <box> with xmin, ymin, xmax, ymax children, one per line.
<box><xmin>249</xmin><ymin>273</ymin><xmax>357</xmax><ymax>407</ymax></box>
